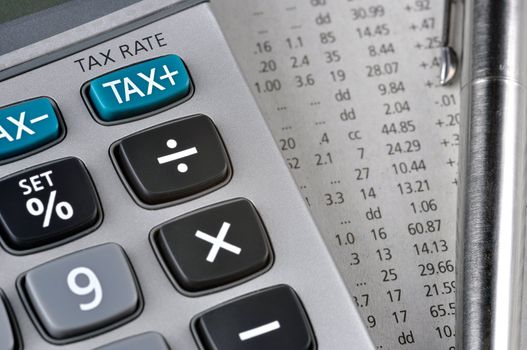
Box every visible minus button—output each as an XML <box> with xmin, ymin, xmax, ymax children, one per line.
<box><xmin>238</xmin><ymin>320</ymin><xmax>281</xmax><ymax>341</ymax></box>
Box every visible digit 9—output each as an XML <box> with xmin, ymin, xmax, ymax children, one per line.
<box><xmin>67</xmin><ymin>267</ymin><xmax>103</xmax><ymax>311</ymax></box>
<box><xmin>367</xmin><ymin>315</ymin><xmax>377</xmax><ymax>328</ymax></box>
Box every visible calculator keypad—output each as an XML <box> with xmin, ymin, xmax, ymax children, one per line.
<box><xmin>0</xmin><ymin>39</ymin><xmax>332</xmax><ymax>347</ymax></box>
<box><xmin>19</xmin><ymin>243</ymin><xmax>142</xmax><ymax>343</ymax></box>
<box><xmin>192</xmin><ymin>285</ymin><xmax>316</xmax><ymax>350</ymax></box>
<box><xmin>0</xmin><ymin>291</ymin><xmax>20</xmax><ymax>350</ymax></box>
<box><xmin>0</xmin><ymin>157</ymin><xmax>102</xmax><ymax>253</ymax></box>
<box><xmin>151</xmin><ymin>198</ymin><xmax>273</xmax><ymax>294</ymax></box>
<box><xmin>112</xmin><ymin>115</ymin><xmax>231</xmax><ymax>207</ymax></box>
<box><xmin>95</xmin><ymin>332</ymin><xmax>170</xmax><ymax>350</ymax></box>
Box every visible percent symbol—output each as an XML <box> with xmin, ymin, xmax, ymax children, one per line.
<box><xmin>26</xmin><ymin>190</ymin><xmax>74</xmax><ymax>228</ymax></box>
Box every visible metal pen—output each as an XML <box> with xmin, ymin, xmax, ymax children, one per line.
<box><xmin>441</xmin><ymin>0</ymin><xmax>527</xmax><ymax>349</ymax></box>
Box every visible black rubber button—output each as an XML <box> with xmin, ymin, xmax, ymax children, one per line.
<box><xmin>112</xmin><ymin>115</ymin><xmax>231</xmax><ymax>207</ymax></box>
<box><xmin>151</xmin><ymin>198</ymin><xmax>273</xmax><ymax>294</ymax></box>
<box><xmin>192</xmin><ymin>285</ymin><xmax>316</xmax><ymax>350</ymax></box>
<box><xmin>0</xmin><ymin>157</ymin><xmax>101</xmax><ymax>253</ymax></box>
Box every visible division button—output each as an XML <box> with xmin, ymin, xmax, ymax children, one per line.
<box><xmin>0</xmin><ymin>290</ymin><xmax>21</xmax><ymax>350</ymax></box>
<box><xmin>0</xmin><ymin>97</ymin><xmax>64</xmax><ymax>163</ymax></box>
<box><xmin>0</xmin><ymin>157</ymin><xmax>102</xmax><ymax>253</ymax></box>
<box><xmin>88</xmin><ymin>55</ymin><xmax>191</xmax><ymax>123</ymax></box>
<box><xmin>151</xmin><ymin>198</ymin><xmax>273</xmax><ymax>294</ymax></box>
<box><xmin>192</xmin><ymin>285</ymin><xmax>316</xmax><ymax>350</ymax></box>
<box><xmin>18</xmin><ymin>243</ymin><xmax>142</xmax><ymax>343</ymax></box>
<box><xmin>95</xmin><ymin>332</ymin><xmax>170</xmax><ymax>350</ymax></box>
<box><xmin>112</xmin><ymin>115</ymin><xmax>231</xmax><ymax>207</ymax></box>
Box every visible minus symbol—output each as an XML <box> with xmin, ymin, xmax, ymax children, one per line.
<box><xmin>30</xmin><ymin>114</ymin><xmax>49</xmax><ymax>124</ymax></box>
<box><xmin>239</xmin><ymin>321</ymin><xmax>281</xmax><ymax>341</ymax></box>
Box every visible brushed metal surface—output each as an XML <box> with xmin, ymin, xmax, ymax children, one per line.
<box><xmin>458</xmin><ymin>1</ymin><xmax>527</xmax><ymax>349</ymax></box>
<box><xmin>461</xmin><ymin>0</ymin><xmax>527</xmax><ymax>87</ymax></box>
<box><xmin>0</xmin><ymin>0</ymin><xmax>206</xmax><ymax>81</ymax></box>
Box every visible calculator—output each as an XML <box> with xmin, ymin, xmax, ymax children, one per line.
<box><xmin>0</xmin><ymin>1</ymin><xmax>374</xmax><ymax>349</ymax></box>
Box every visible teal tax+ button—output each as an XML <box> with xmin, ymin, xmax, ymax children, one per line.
<box><xmin>0</xmin><ymin>98</ymin><xmax>62</xmax><ymax>162</ymax></box>
<box><xmin>88</xmin><ymin>55</ymin><xmax>191</xmax><ymax>123</ymax></box>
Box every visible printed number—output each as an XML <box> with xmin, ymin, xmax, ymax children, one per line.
<box><xmin>67</xmin><ymin>267</ymin><xmax>103</xmax><ymax>311</ymax></box>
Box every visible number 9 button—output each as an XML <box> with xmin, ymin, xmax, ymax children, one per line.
<box><xmin>17</xmin><ymin>243</ymin><xmax>143</xmax><ymax>344</ymax></box>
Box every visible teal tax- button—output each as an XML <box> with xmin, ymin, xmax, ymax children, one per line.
<box><xmin>0</xmin><ymin>97</ymin><xmax>62</xmax><ymax>163</ymax></box>
<box><xmin>88</xmin><ymin>55</ymin><xmax>191</xmax><ymax>123</ymax></box>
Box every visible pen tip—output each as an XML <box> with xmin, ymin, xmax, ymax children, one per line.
<box><xmin>440</xmin><ymin>46</ymin><xmax>458</xmax><ymax>86</ymax></box>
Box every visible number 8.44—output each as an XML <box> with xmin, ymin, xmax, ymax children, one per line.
<box><xmin>67</xmin><ymin>267</ymin><xmax>103</xmax><ymax>311</ymax></box>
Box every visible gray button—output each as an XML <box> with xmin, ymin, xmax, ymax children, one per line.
<box><xmin>0</xmin><ymin>291</ymin><xmax>17</xmax><ymax>350</ymax></box>
<box><xmin>95</xmin><ymin>332</ymin><xmax>170</xmax><ymax>350</ymax></box>
<box><xmin>20</xmin><ymin>243</ymin><xmax>142</xmax><ymax>343</ymax></box>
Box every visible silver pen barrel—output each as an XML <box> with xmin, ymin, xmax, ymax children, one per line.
<box><xmin>458</xmin><ymin>0</ymin><xmax>527</xmax><ymax>349</ymax></box>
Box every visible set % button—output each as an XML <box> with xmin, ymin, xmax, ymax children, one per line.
<box><xmin>0</xmin><ymin>157</ymin><xmax>102</xmax><ymax>253</ymax></box>
<box><xmin>25</xmin><ymin>190</ymin><xmax>73</xmax><ymax>228</ymax></box>
<box><xmin>21</xmin><ymin>171</ymin><xmax>74</xmax><ymax>228</ymax></box>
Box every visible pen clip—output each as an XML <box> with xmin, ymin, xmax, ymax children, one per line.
<box><xmin>440</xmin><ymin>0</ymin><xmax>460</xmax><ymax>85</ymax></box>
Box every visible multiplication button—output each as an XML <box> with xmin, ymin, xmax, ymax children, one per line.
<box><xmin>150</xmin><ymin>198</ymin><xmax>273</xmax><ymax>294</ymax></box>
<box><xmin>17</xmin><ymin>243</ymin><xmax>142</xmax><ymax>344</ymax></box>
<box><xmin>192</xmin><ymin>285</ymin><xmax>316</xmax><ymax>350</ymax></box>
<box><xmin>0</xmin><ymin>157</ymin><xmax>102</xmax><ymax>253</ymax></box>
<box><xmin>112</xmin><ymin>115</ymin><xmax>231</xmax><ymax>207</ymax></box>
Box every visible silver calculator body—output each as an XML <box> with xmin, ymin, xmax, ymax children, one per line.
<box><xmin>0</xmin><ymin>1</ymin><xmax>374</xmax><ymax>349</ymax></box>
